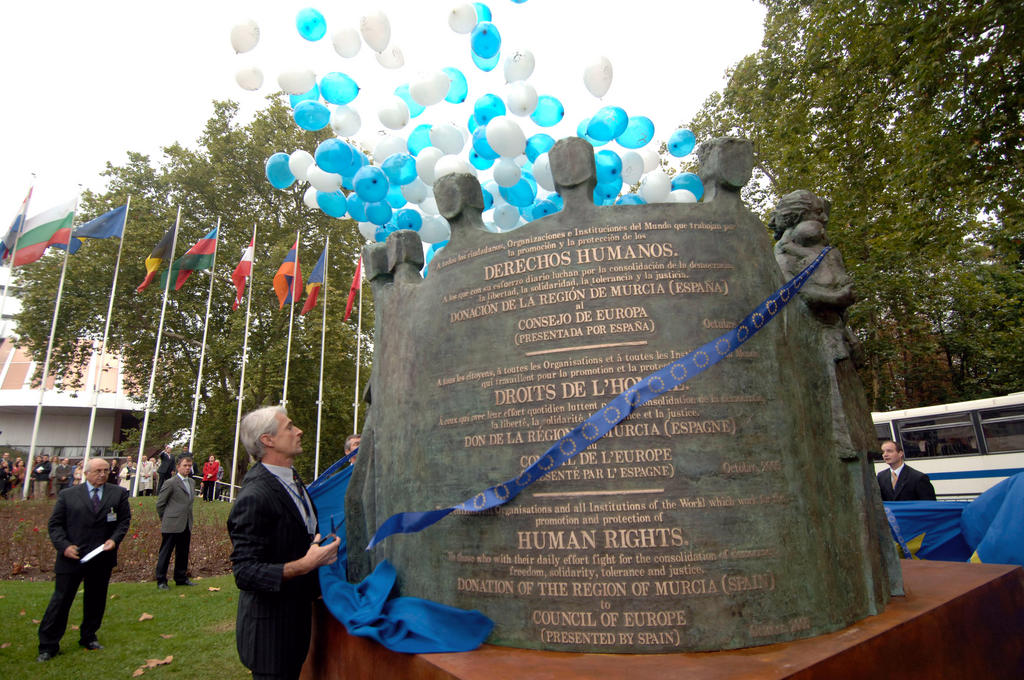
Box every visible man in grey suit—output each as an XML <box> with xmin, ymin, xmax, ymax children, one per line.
<box><xmin>228</xmin><ymin>406</ymin><xmax>338</xmax><ymax>680</ymax></box>
<box><xmin>155</xmin><ymin>455</ymin><xmax>196</xmax><ymax>589</ymax></box>
<box><xmin>37</xmin><ymin>458</ymin><xmax>131</xmax><ymax>661</ymax></box>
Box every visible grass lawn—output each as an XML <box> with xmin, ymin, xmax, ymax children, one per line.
<box><xmin>0</xmin><ymin>569</ymin><xmax>249</xmax><ymax>679</ymax></box>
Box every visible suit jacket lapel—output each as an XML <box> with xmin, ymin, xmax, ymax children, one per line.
<box><xmin>256</xmin><ymin>464</ymin><xmax>308</xmax><ymax>531</ymax></box>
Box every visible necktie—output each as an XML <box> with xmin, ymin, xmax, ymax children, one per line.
<box><xmin>891</xmin><ymin>470</ymin><xmax>898</xmax><ymax>493</ymax></box>
<box><xmin>293</xmin><ymin>470</ymin><xmax>313</xmax><ymax>530</ymax></box>
<box><xmin>92</xmin><ymin>487</ymin><xmax>101</xmax><ymax>512</ymax></box>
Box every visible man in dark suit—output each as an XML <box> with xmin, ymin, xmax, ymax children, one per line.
<box><xmin>155</xmin><ymin>455</ymin><xmax>196</xmax><ymax>589</ymax></box>
<box><xmin>877</xmin><ymin>440</ymin><xmax>937</xmax><ymax>501</ymax></box>
<box><xmin>37</xmin><ymin>457</ymin><xmax>131</xmax><ymax>661</ymax></box>
<box><xmin>156</xmin><ymin>445</ymin><xmax>175</xmax><ymax>493</ymax></box>
<box><xmin>228</xmin><ymin>406</ymin><xmax>338</xmax><ymax>680</ymax></box>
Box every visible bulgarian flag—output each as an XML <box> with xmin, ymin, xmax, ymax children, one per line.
<box><xmin>300</xmin><ymin>246</ymin><xmax>327</xmax><ymax>316</ymax></box>
<box><xmin>163</xmin><ymin>226</ymin><xmax>218</xmax><ymax>290</ymax></box>
<box><xmin>11</xmin><ymin>199</ymin><xmax>76</xmax><ymax>266</ymax></box>
<box><xmin>231</xmin><ymin>238</ymin><xmax>254</xmax><ymax>311</ymax></box>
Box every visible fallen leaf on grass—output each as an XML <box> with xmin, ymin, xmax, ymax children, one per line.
<box><xmin>179</xmin><ymin>594</ymin><xmax>185</xmax><ymax>598</ymax></box>
<box><xmin>32</xmin><ymin>619</ymin><xmax>40</xmax><ymax>624</ymax></box>
<box><xmin>71</xmin><ymin>625</ymin><xmax>79</xmax><ymax>630</ymax></box>
<box><xmin>1</xmin><ymin>642</ymin><xmax>11</xmax><ymax>648</ymax></box>
<box><xmin>133</xmin><ymin>655</ymin><xmax>173</xmax><ymax>676</ymax></box>
<box><xmin>138</xmin><ymin>612</ymin><xmax>154</xmax><ymax>621</ymax></box>
<box><xmin>207</xmin><ymin>587</ymin><xmax>220</xmax><ymax>591</ymax></box>
<box><xmin>19</xmin><ymin>610</ymin><xmax>25</xmax><ymax>616</ymax></box>
<box><xmin>110</xmin><ymin>593</ymin><xmax>119</xmax><ymax>599</ymax></box>
<box><xmin>159</xmin><ymin>634</ymin><xmax>174</xmax><ymax>639</ymax></box>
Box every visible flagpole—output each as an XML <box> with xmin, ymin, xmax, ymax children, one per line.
<box><xmin>0</xmin><ymin>184</ymin><xmax>34</xmax><ymax>339</ymax></box>
<box><xmin>313</xmin><ymin>238</ymin><xmax>329</xmax><ymax>478</ymax></box>
<box><xmin>83</xmin><ymin>196</ymin><xmax>131</xmax><ymax>469</ymax></box>
<box><xmin>230</xmin><ymin>224</ymin><xmax>257</xmax><ymax>502</ymax></box>
<box><xmin>281</xmin><ymin>228</ymin><xmax>300</xmax><ymax>408</ymax></box>
<box><xmin>133</xmin><ymin>207</ymin><xmax>181</xmax><ymax>497</ymax></box>
<box><xmin>353</xmin><ymin>262</ymin><xmax>363</xmax><ymax>433</ymax></box>
<box><xmin>188</xmin><ymin>218</ymin><xmax>220</xmax><ymax>452</ymax></box>
<box><xmin>22</xmin><ymin>197</ymin><xmax>77</xmax><ymax>500</ymax></box>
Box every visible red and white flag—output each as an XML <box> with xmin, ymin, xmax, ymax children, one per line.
<box><xmin>231</xmin><ymin>238</ymin><xmax>254</xmax><ymax>310</ymax></box>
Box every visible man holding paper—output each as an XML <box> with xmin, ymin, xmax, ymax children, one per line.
<box><xmin>37</xmin><ymin>458</ymin><xmax>131</xmax><ymax>662</ymax></box>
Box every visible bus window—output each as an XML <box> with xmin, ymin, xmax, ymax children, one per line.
<box><xmin>897</xmin><ymin>412</ymin><xmax>980</xmax><ymax>458</ymax></box>
<box><xmin>872</xmin><ymin>423</ymin><xmax>892</xmax><ymax>460</ymax></box>
<box><xmin>979</xmin><ymin>407</ymin><xmax>1024</xmax><ymax>454</ymax></box>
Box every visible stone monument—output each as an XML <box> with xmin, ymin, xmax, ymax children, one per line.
<box><xmin>346</xmin><ymin>136</ymin><xmax>899</xmax><ymax>653</ymax></box>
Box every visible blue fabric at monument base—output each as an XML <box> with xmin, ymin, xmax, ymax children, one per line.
<box><xmin>883</xmin><ymin>501</ymin><xmax>972</xmax><ymax>561</ymax></box>
<box><xmin>308</xmin><ymin>462</ymin><xmax>494</xmax><ymax>653</ymax></box>
<box><xmin>960</xmin><ymin>472</ymin><xmax>1024</xmax><ymax>566</ymax></box>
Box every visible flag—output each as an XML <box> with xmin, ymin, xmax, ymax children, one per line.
<box><xmin>300</xmin><ymin>246</ymin><xmax>327</xmax><ymax>315</ymax></box>
<box><xmin>162</xmin><ymin>226</ymin><xmax>218</xmax><ymax>290</ymax></box>
<box><xmin>11</xmin><ymin>199</ymin><xmax>76</xmax><ymax>266</ymax></box>
<box><xmin>1</xmin><ymin>187</ymin><xmax>33</xmax><ymax>260</ymax></box>
<box><xmin>231</xmin><ymin>238</ymin><xmax>254</xmax><ymax>311</ymax></box>
<box><xmin>343</xmin><ymin>256</ymin><xmax>362</xmax><ymax>322</ymax></box>
<box><xmin>273</xmin><ymin>239</ymin><xmax>303</xmax><ymax>308</ymax></box>
<box><xmin>136</xmin><ymin>225</ymin><xmax>176</xmax><ymax>292</ymax></box>
<box><xmin>60</xmin><ymin>204</ymin><xmax>127</xmax><ymax>254</ymax></box>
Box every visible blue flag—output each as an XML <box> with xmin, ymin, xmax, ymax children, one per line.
<box><xmin>59</xmin><ymin>204</ymin><xmax>127</xmax><ymax>254</ymax></box>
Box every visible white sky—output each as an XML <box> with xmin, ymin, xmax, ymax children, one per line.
<box><xmin>0</xmin><ymin>0</ymin><xmax>766</xmax><ymax>219</ymax></box>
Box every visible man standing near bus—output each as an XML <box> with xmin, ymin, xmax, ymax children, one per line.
<box><xmin>877</xmin><ymin>440</ymin><xmax>937</xmax><ymax>501</ymax></box>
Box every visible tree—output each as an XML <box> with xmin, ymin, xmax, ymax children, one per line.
<box><xmin>686</xmin><ymin>0</ymin><xmax>1024</xmax><ymax>409</ymax></box>
<box><xmin>14</xmin><ymin>99</ymin><xmax>372</xmax><ymax>480</ymax></box>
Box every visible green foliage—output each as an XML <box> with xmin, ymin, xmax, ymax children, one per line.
<box><xmin>687</xmin><ymin>0</ymin><xmax>1024</xmax><ymax>409</ymax></box>
<box><xmin>13</xmin><ymin>99</ymin><xmax>372</xmax><ymax>479</ymax></box>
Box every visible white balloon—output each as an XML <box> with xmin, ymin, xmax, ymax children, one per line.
<box><xmin>358</xmin><ymin>222</ymin><xmax>377</xmax><ymax>241</ymax></box>
<box><xmin>375</xmin><ymin>45</ymin><xmax>404</xmax><ymax>69</ymax></box>
<box><xmin>330</xmin><ymin>105</ymin><xmax>361</xmax><ymax>136</ymax></box>
<box><xmin>235</xmin><ymin>67</ymin><xmax>263</xmax><ymax>91</ymax></box>
<box><xmin>494</xmin><ymin>204</ymin><xmax>520</xmax><ymax>229</ymax></box>
<box><xmin>288</xmin><ymin>150</ymin><xmax>315</xmax><ymax>181</ymax></box>
<box><xmin>620</xmin><ymin>151</ymin><xmax>644</xmax><ymax>184</ymax></box>
<box><xmin>415</xmin><ymin>147</ymin><xmax>445</xmax><ymax>185</ymax></box>
<box><xmin>374</xmin><ymin>135</ymin><xmax>407</xmax><ymax>163</ymax></box>
<box><xmin>278</xmin><ymin>69</ymin><xmax>316</xmax><ymax>95</ymax></box>
<box><xmin>377</xmin><ymin>97</ymin><xmax>410</xmax><ymax>130</ymax></box>
<box><xmin>503</xmin><ymin>49</ymin><xmax>535</xmax><ymax>83</ymax></box>
<box><xmin>533</xmin><ymin>153</ymin><xmax>554</xmax><ymax>191</ymax></box>
<box><xmin>583</xmin><ymin>56</ymin><xmax>613</xmax><ymax>98</ymax></box>
<box><xmin>505</xmin><ymin>82</ymin><xmax>538</xmax><ymax>117</ymax></box>
<box><xmin>419</xmin><ymin>215</ymin><xmax>451</xmax><ymax>244</ymax></box>
<box><xmin>429</xmin><ymin>122</ymin><xmax>465</xmax><ymax>155</ymax></box>
<box><xmin>485</xmin><ymin>116</ymin><xmax>526</xmax><ymax>158</ymax></box>
<box><xmin>332</xmin><ymin>28</ymin><xmax>361</xmax><ymax>57</ymax></box>
<box><xmin>420</xmin><ymin>196</ymin><xmax>439</xmax><ymax>215</ymax></box>
<box><xmin>670</xmin><ymin>189</ymin><xmax>698</xmax><ymax>204</ymax></box>
<box><xmin>230</xmin><ymin>20</ymin><xmax>260</xmax><ymax>54</ymax></box>
<box><xmin>640</xmin><ymin>170</ymin><xmax>671</xmax><ymax>203</ymax></box>
<box><xmin>303</xmin><ymin>186</ymin><xmax>320</xmax><ymax>210</ymax></box>
<box><xmin>410</xmin><ymin>71</ymin><xmax>450</xmax><ymax>107</ymax></box>
<box><xmin>401</xmin><ymin>178</ymin><xmax>429</xmax><ymax>203</ymax></box>
<box><xmin>307</xmin><ymin>166</ymin><xmax>343</xmax><ymax>193</ymax></box>
<box><xmin>434</xmin><ymin>154</ymin><xmax>474</xmax><ymax>180</ymax></box>
<box><xmin>448</xmin><ymin>4</ymin><xmax>477</xmax><ymax>34</ymax></box>
<box><xmin>639</xmin><ymin>147</ymin><xmax>661</xmax><ymax>173</ymax></box>
<box><xmin>360</xmin><ymin>11</ymin><xmax>391</xmax><ymax>52</ymax></box>
<box><xmin>493</xmin><ymin>158</ymin><xmax>522</xmax><ymax>187</ymax></box>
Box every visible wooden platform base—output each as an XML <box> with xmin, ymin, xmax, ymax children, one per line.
<box><xmin>301</xmin><ymin>560</ymin><xmax>1024</xmax><ymax>679</ymax></box>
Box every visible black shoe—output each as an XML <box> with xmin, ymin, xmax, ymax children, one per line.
<box><xmin>79</xmin><ymin>641</ymin><xmax>104</xmax><ymax>651</ymax></box>
<box><xmin>37</xmin><ymin>651</ymin><xmax>55</xmax><ymax>662</ymax></box>
<box><xmin>157</xmin><ymin>582</ymin><xmax>170</xmax><ymax>590</ymax></box>
<box><xmin>176</xmin><ymin>580</ymin><xmax>197</xmax><ymax>586</ymax></box>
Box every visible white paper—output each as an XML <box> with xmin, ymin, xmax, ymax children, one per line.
<box><xmin>80</xmin><ymin>545</ymin><xmax>105</xmax><ymax>563</ymax></box>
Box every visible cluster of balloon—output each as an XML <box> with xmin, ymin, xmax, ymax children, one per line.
<box><xmin>235</xmin><ymin>3</ymin><xmax>701</xmax><ymax>249</ymax></box>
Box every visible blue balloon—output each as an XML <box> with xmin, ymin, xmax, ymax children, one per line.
<box><xmin>473</xmin><ymin>94</ymin><xmax>506</xmax><ymax>126</ymax></box>
<box><xmin>382</xmin><ymin>153</ymin><xmax>417</xmax><ymax>185</ymax></box>
<box><xmin>365</xmin><ymin>200</ymin><xmax>393</xmax><ymax>226</ymax></box>
<box><xmin>394</xmin><ymin>84</ymin><xmax>426</xmax><ymax>118</ymax></box>
<box><xmin>525</xmin><ymin>134</ymin><xmax>555</xmax><ymax>162</ymax></box>
<box><xmin>615</xmin><ymin>193</ymin><xmax>646</xmax><ymax>205</ymax></box>
<box><xmin>668</xmin><ymin>128</ymin><xmax>697</xmax><ymax>157</ymax></box>
<box><xmin>530</xmin><ymin>96</ymin><xmax>564</xmax><ymax>127</ymax></box>
<box><xmin>374</xmin><ymin>223</ymin><xmax>397</xmax><ymax>242</ymax></box>
<box><xmin>353</xmin><ymin>166</ymin><xmax>389</xmax><ymax>202</ymax></box>
<box><xmin>407</xmin><ymin>124</ymin><xmax>433</xmax><ymax>156</ymax></box>
<box><xmin>595</xmin><ymin>150</ymin><xmax>623</xmax><ymax>185</ymax></box>
<box><xmin>316</xmin><ymin>191</ymin><xmax>347</xmax><ymax>218</ymax></box>
<box><xmin>296</xmin><ymin>8</ymin><xmax>326</xmax><ymax>41</ymax></box>
<box><xmin>471</xmin><ymin>46</ymin><xmax>500</xmax><ymax>72</ymax></box>
<box><xmin>575</xmin><ymin>118</ymin><xmax>606</xmax><ymax>147</ymax></box>
<box><xmin>471</xmin><ymin>21</ymin><xmax>501</xmax><ymax>59</ymax></box>
<box><xmin>293</xmin><ymin>100</ymin><xmax>330</xmax><ymax>130</ymax></box>
<box><xmin>466</xmin><ymin>113</ymin><xmax>479</xmax><ymax>134</ymax></box>
<box><xmin>480</xmin><ymin>185</ymin><xmax>494</xmax><ymax>210</ymax></box>
<box><xmin>594</xmin><ymin>178</ymin><xmax>622</xmax><ymax>205</ymax></box>
<box><xmin>547</xmin><ymin>194</ymin><xmax>564</xmax><ymax>212</ymax></box>
<box><xmin>587</xmin><ymin>106</ymin><xmax>629</xmax><ymax>142</ymax></box>
<box><xmin>443</xmin><ymin>67</ymin><xmax>468</xmax><ymax>104</ymax></box>
<box><xmin>531</xmin><ymin>199</ymin><xmax>558</xmax><ymax>220</ymax></box>
<box><xmin>474</xmin><ymin>3</ymin><xmax>492</xmax><ymax>22</ymax></box>
<box><xmin>471</xmin><ymin>126</ymin><xmax>499</xmax><ymax>160</ymax></box>
<box><xmin>347</xmin><ymin>194</ymin><xmax>367</xmax><ymax>221</ymax></box>
<box><xmin>469</xmin><ymin>148</ymin><xmax>495</xmax><ymax>171</ymax></box>
<box><xmin>315</xmin><ymin>138</ymin><xmax>354</xmax><ymax>174</ymax></box>
<box><xmin>386</xmin><ymin>185</ymin><xmax>407</xmax><ymax>209</ymax></box>
<box><xmin>394</xmin><ymin>208</ymin><xmax>423</xmax><ymax>231</ymax></box>
<box><xmin>265</xmin><ymin>153</ymin><xmax>295</xmax><ymax>190</ymax></box>
<box><xmin>499</xmin><ymin>173</ymin><xmax>537</xmax><ymax>207</ymax></box>
<box><xmin>320</xmin><ymin>72</ymin><xmax>359</xmax><ymax>105</ymax></box>
<box><xmin>289</xmin><ymin>84</ymin><xmax>320</xmax><ymax>108</ymax></box>
<box><xmin>671</xmin><ymin>172</ymin><xmax>704</xmax><ymax>200</ymax></box>
<box><xmin>617</xmin><ymin>116</ymin><xmax>655</xmax><ymax>149</ymax></box>
<box><xmin>341</xmin><ymin>173</ymin><xmax>354</xmax><ymax>192</ymax></box>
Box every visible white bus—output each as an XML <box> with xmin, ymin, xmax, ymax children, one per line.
<box><xmin>872</xmin><ymin>392</ymin><xmax>1024</xmax><ymax>499</ymax></box>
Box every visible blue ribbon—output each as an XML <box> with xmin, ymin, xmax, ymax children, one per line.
<box><xmin>367</xmin><ymin>247</ymin><xmax>832</xmax><ymax>549</ymax></box>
